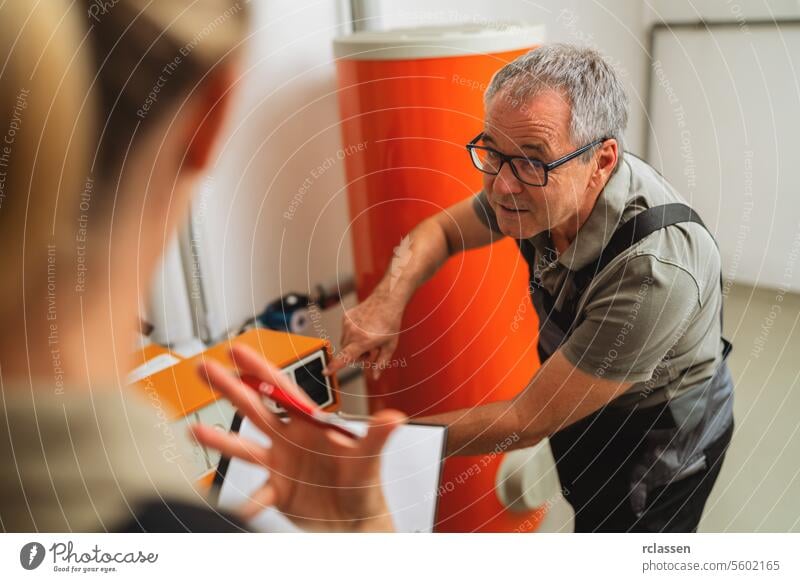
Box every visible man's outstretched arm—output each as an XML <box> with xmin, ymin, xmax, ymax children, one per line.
<box><xmin>326</xmin><ymin>196</ymin><xmax>502</xmax><ymax>377</ymax></box>
<box><xmin>422</xmin><ymin>351</ymin><xmax>632</xmax><ymax>456</ymax></box>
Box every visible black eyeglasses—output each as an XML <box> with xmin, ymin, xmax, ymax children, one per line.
<box><xmin>465</xmin><ymin>133</ymin><xmax>608</xmax><ymax>186</ymax></box>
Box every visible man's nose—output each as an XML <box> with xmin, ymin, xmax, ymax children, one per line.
<box><xmin>493</xmin><ymin>161</ymin><xmax>523</xmax><ymax>195</ymax></box>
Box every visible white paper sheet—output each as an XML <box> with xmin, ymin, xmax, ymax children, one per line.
<box><xmin>216</xmin><ymin>417</ymin><xmax>447</xmax><ymax>532</ymax></box>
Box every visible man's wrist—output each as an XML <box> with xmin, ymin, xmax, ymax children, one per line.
<box><xmin>374</xmin><ymin>275</ymin><xmax>415</xmax><ymax>308</ymax></box>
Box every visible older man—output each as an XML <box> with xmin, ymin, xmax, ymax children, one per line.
<box><xmin>326</xmin><ymin>44</ymin><xmax>734</xmax><ymax>532</ymax></box>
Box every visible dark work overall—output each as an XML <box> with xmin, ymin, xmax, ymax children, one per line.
<box><xmin>519</xmin><ymin>203</ymin><xmax>735</xmax><ymax>532</ymax></box>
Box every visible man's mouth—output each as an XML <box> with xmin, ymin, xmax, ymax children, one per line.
<box><xmin>496</xmin><ymin>202</ymin><xmax>530</xmax><ymax>214</ymax></box>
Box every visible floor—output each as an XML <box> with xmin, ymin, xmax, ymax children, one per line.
<box><xmin>699</xmin><ymin>283</ymin><xmax>800</xmax><ymax>532</ymax></box>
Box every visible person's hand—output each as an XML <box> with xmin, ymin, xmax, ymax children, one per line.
<box><xmin>325</xmin><ymin>289</ymin><xmax>405</xmax><ymax>379</ymax></box>
<box><xmin>190</xmin><ymin>344</ymin><xmax>406</xmax><ymax>532</ymax></box>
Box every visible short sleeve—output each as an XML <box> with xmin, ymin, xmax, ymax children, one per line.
<box><xmin>560</xmin><ymin>255</ymin><xmax>702</xmax><ymax>383</ymax></box>
<box><xmin>472</xmin><ymin>191</ymin><xmax>503</xmax><ymax>234</ymax></box>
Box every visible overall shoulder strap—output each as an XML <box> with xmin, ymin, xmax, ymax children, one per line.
<box><xmin>576</xmin><ymin>202</ymin><xmax>731</xmax><ymax>358</ymax></box>
<box><xmin>572</xmin><ymin>203</ymin><xmax>706</xmax><ymax>291</ymax></box>
<box><xmin>532</xmin><ymin>203</ymin><xmax>732</xmax><ymax>359</ymax></box>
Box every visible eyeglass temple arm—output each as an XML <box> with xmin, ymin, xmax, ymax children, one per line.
<box><xmin>544</xmin><ymin>137</ymin><xmax>609</xmax><ymax>170</ymax></box>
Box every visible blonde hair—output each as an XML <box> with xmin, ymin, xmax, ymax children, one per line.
<box><xmin>0</xmin><ymin>0</ymin><xmax>249</xmax><ymax>324</ymax></box>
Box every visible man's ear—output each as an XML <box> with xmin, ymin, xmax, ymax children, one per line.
<box><xmin>591</xmin><ymin>139</ymin><xmax>619</xmax><ymax>186</ymax></box>
<box><xmin>183</xmin><ymin>63</ymin><xmax>238</xmax><ymax>172</ymax></box>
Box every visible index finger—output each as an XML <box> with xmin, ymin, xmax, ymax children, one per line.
<box><xmin>323</xmin><ymin>342</ymin><xmax>367</xmax><ymax>376</ymax></box>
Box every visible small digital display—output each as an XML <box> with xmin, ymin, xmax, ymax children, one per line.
<box><xmin>293</xmin><ymin>355</ymin><xmax>330</xmax><ymax>407</ymax></box>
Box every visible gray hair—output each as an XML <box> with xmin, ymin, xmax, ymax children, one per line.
<box><xmin>484</xmin><ymin>43</ymin><xmax>628</xmax><ymax>167</ymax></box>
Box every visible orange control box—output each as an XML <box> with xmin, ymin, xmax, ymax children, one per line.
<box><xmin>133</xmin><ymin>329</ymin><xmax>339</xmax><ymax>487</ymax></box>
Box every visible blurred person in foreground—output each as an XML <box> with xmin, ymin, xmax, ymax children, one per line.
<box><xmin>0</xmin><ymin>0</ymin><xmax>403</xmax><ymax>533</ymax></box>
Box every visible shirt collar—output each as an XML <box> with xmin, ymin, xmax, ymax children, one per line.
<box><xmin>529</xmin><ymin>158</ymin><xmax>632</xmax><ymax>272</ymax></box>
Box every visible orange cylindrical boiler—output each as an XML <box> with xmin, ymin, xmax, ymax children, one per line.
<box><xmin>334</xmin><ymin>25</ymin><xmax>546</xmax><ymax>532</ymax></box>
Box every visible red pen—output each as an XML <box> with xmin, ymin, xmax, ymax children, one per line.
<box><xmin>239</xmin><ymin>374</ymin><xmax>361</xmax><ymax>440</ymax></box>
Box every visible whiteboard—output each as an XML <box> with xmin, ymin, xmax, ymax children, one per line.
<box><xmin>647</xmin><ymin>23</ymin><xmax>800</xmax><ymax>292</ymax></box>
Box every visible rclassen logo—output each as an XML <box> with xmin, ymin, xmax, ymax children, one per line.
<box><xmin>20</xmin><ymin>542</ymin><xmax>46</xmax><ymax>570</ymax></box>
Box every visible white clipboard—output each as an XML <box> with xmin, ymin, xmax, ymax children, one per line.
<box><xmin>212</xmin><ymin>415</ymin><xmax>447</xmax><ymax>532</ymax></box>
